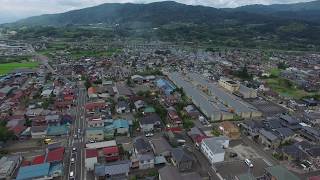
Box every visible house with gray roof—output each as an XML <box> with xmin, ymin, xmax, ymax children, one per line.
<box><xmin>259</xmin><ymin>129</ymin><xmax>281</xmax><ymax>149</ymax></box>
<box><xmin>94</xmin><ymin>160</ymin><xmax>130</xmax><ymax>179</ymax></box>
<box><xmin>200</xmin><ymin>136</ymin><xmax>229</xmax><ymax>164</ymax></box>
<box><xmin>171</xmin><ymin>148</ymin><xmax>194</xmax><ymax>171</ymax></box>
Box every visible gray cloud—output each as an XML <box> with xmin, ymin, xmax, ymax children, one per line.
<box><xmin>0</xmin><ymin>0</ymin><xmax>313</xmax><ymax>23</ymax></box>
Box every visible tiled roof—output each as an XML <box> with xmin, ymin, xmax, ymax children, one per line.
<box><xmin>86</xmin><ymin>149</ymin><xmax>98</xmax><ymax>158</ymax></box>
<box><xmin>46</xmin><ymin>147</ymin><xmax>64</xmax><ymax>163</ymax></box>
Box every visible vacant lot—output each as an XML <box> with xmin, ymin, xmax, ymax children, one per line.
<box><xmin>0</xmin><ymin>62</ymin><xmax>39</xmax><ymax>75</ymax></box>
<box><xmin>266</xmin><ymin>78</ymin><xmax>310</xmax><ymax>99</ymax></box>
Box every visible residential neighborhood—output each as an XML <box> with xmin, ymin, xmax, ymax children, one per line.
<box><xmin>0</xmin><ymin>22</ymin><xmax>320</xmax><ymax>180</ymax></box>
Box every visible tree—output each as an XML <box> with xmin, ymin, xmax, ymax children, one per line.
<box><xmin>0</xmin><ymin>126</ymin><xmax>14</xmax><ymax>142</ymax></box>
<box><xmin>84</xmin><ymin>78</ymin><xmax>92</xmax><ymax>89</ymax></box>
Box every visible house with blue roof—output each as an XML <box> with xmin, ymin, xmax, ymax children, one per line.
<box><xmin>113</xmin><ymin>119</ymin><xmax>129</xmax><ymax>135</ymax></box>
<box><xmin>16</xmin><ymin>163</ymin><xmax>50</xmax><ymax>180</ymax></box>
<box><xmin>46</xmin><ymin>125</ymin><xmax>69</xmax><ymax>136</ymax></box>
<box><xmin>156</xmin><ymin>79</ymin><xmax>176</xmax><ymax>95</ymax></box>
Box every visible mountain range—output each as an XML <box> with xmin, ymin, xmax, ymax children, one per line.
<box><xmin>12</xmin><ymin>0</ymin><xmax>320</xmax><ymax>26</ymax></box>
<box><xmin>5</xmin><ymin>1</ymin><xmax>320</xmax><ymax>51</ymax></box>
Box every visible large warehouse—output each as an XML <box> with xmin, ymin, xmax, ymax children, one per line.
<box><xmin>187</xmin><ymin>73</ymin><xmax>262</xmax><ymax>118</ymax></box>
<box><xmin>168</xmin><ymin>72</ymin><xmax>234</xmax><ymax>121</ymax></box>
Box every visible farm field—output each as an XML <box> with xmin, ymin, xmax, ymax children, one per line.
<box><xmin>0</xmin><ymin>62</ymin><xmax>39</xmax><ymax>75</ymax></box>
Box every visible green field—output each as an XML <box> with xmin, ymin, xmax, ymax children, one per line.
<box><xmin>0</xmin><ymin>62</ymin><xmax>39</xmax><ymax>75</ymax></box>
<box><xmin>266</xmin><ymin>78</ymin><xmax>311</xmax><ymax>99</ymax></box>
<box><xmin>270</xmin><ymin>68</ymin><xmax>281</xmax><ymax>77</ymax></box>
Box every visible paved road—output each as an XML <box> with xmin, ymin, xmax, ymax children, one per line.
<box><xmin>68</xmin><ymin>83</ymin><xmax>87</xmax><ymax>180</ymax></box>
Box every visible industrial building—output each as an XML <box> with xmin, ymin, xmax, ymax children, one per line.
<box><xmin>168</xmin><ymin>72</ymin><xmax>234</xmax><ymax>121</ymax></box>
<box><xmin>188</xmin><ymin>73</ymin><xmax>261</xmax><ymax>118</ymax></box>
<box><xmin>168</xmin><ymin>72</ymin><xmax>261</xmax><ymax>120</ymax></box>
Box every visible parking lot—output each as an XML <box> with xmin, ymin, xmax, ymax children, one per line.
<box><xmin>214</xmin><ymin>158</ymin><xmax>270</xmax><ymax>179</ymax></box>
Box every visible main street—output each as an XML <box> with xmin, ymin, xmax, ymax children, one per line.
<box><xmin>68</xmin><ymin>82</ymin><xmax>87</xmax><ymax>180</ymax></box>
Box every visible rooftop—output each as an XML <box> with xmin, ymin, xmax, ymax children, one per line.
<box><xmin>16</xmin><ymin>163</ymin><xmax>50</xmax><ymax>180</ymax></box>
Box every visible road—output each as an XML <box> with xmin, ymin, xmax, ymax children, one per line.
<box><xmin>68</xmin><ymin>82</ymin><xmax>87</xmax><ymax>180</ymax></box>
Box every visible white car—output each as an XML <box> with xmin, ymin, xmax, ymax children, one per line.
<box><xmin>69</xmin><ymin>171</ymin><xmax>74</xmax><ymax>178</ymax></box>
<box><xmin>71</xmin><ymin>158</ymin><xmax>75</xmax><ymax>164</ymax></box>
<box><xmin>245</xmin><ymin>159</ymin><xmax>253</xmax><ymax>168</ymax></box>
<box><xmin>72</xmin><ymin>147</ymin><xmax>77</xmax><ymax>151</ymax></box>
<box><xmin>145</xmin><ymin>133</ymin><xmax>154</xmax><ymax>137</ymax></box>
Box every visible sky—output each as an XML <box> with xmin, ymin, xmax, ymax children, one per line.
<box><xmin>0</xmin><ymin>0</ymin><xmax>313</xmax><ymax>23</ymax></box>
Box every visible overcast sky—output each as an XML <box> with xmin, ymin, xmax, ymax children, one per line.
<box><xmin>0</xmin><ymin>0</ymin><xmax>312</xmax><ymax>23</ymax></box>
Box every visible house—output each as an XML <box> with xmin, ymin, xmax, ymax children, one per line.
<box><xmin>219</xmin><ymin>121</ymin><xmax>240</xmax><ymax>140</ymax></box>
<box><xmin>88</xmin><ymin>87</ymin><xmax>98</xmax><ymax>99</ymax></box>
<box><xmin>86</xmin><ymin>127</ymin><xmax>104</xmax><ymax>142</ymax></box>
<box><xmin>151</xmin><ymin>137</ymin><xmax>172</xmax><ymax>157</ymax></box>
<box><xmin>164</xmin><ymin>95</ymin><xmax>178</xmax><ymax>106</ymax></box>
<box><xmin>184</xmin><ymin>105</ymin><xmax>200</xmax><ymax>119</ymax></box>
<box><xmin>171</xmin><ymin>148</ymin><xmax>194</xmax><ymax>171</ymax></box>
<box><xmin>45</xmin><ymin>115</ymin><xmax>61</xmax><ymax>126</ymax></box>
<box><xmin>140</xmin><ymin>113</ymin><xmax>162</xmax><ymax>132</ymax></box>
<box><xmin>201</xmin><ymin>136</ymin><xmax>229</xmax><ymax>164</ymax></box>
<box><xmin>85</xmin><ymin>101</ymin><xmax>106</xmax><ymax>112</ymax></box>
<box><xmin>0</xmin><ymin>155</ymin><xmax>22</xmax><ymax>180</ymax></box>
<box><xmin>241</xmin><ymin>120</ymin><xmax>264</xmax><ymax>137</ymax></box>
<box><xmin>94</xmin><ymin>160</ymin><xmax>131</xmax><ymax>179</ymax></box>
<box><xmin>85</xmin><ymin>149</ymin><xmax>98</xmax><ymax>171</ymax></box>
<box><xmin>156</xmin><ymin>79</ymin><xmax>176</xmax><ymax>95</ymax></box>
<box><xmin>113</xmin><ymin>119</ymin><xmax>129</xmax><ymax>134</ymax></box>
<box><xmin>85</xmin><ymin>140</ymin><xmax>117</xmax><ymax>149</ymax></box>
<box><xmin>133</xmin><ymin>137</ymin><xmax>153</xmax><ymax>154</ymax></box>
<box><xmin>167</xmin><ymin>109</ymin><xmax>182</xmax><ymax>127</ymax></box>
<box><xmin>103</xmin><ymin>146</ymin><xmax>119</xmax><ymax>162</ymax></box>
<box><xmin>264</xmin><ymin>165</ymin><xmax>300</xmax><ymax>180</ymax></box>
<box><xmin>137</xmin><ymin>153</ymin><xmax>155</xmax><ymax>170</ymax></box>
<box><xmin>116</xmin><ymin>101</ymin><xmax>130</xmax><ymax>114</ymax></box>
<box><xmin>16</xmin><ymin>163</ymin><xmax>51</xmax><ymax>180</ymax></box>
<box><xmin>259</xmin><ymin>129</ymin><xmax>281</xmax><ymax>149</ymax></box>
<box><xmin>46</xmin><ymin>147</ymin><xmax>64</xmax><ymax>163</ymax></box>
<box><xmin>116</xmin><ymin>85</ymin><xmax>133</xmax><ymax>97</ymax></box>
<box><xmin>31</xmin><ymin>126</ymin><xmax>47</xmax><ymax>139</ymax></box>
<box><xmin>187</xmin><ymin>127</ymin><xmax>207</xmax><ymax>147</ymax></box>
<box><xmin>131</xmin><ymin>75</ymin><xmax>145</xmax><ymax>84</ymax></box>
<box><xmin>279</xmin><ymin>114</ymin><xmax>300</xmax><ymax>130</ymax></box>
<box><xmin>134</xmin><ymin>100</ymin><xmax>145</xmax><ymax>111</ymax></box>
<box><xmin>158</xmin><ymin>165</ymin><xmax>202</xmax><ymax>180</ymax></box>
<box><xmin>87</xmin><ymin>117</ymin><xmax>104</xmax><ymax>128</ymax></box>
<box><xmin>143</xmin><ymin>106</ymin><xmax>156</xmax><ymax>115</ymax></box>
<box><xmin>274</xmin><ymin>128</ymin><xmax>295</xmax><ymax>141</ymax></box>
<box><xmin>46</xmin><ymin>125</ymin><xmax>69</xmax><ymax>136</ymax></box>
<box><xmin>282</xmin><ymin>144</ymin><xmax>309</xmax><ymax>162</ymax></box>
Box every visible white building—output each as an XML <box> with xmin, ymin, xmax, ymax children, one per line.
<box><xmin>200</xmin><ymin>136</ymin><xmax>229</xmax><ymax>164</ymax></box>
<box><xmin>85</xmin><ymin>149</ymin><xmax>98</xmax><ymax>171</ymax></box>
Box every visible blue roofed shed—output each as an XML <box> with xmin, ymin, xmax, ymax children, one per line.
<box><xmin>113</xmin><ymin>119</ymin><xmax>129</xmax><ymax>134</ymax></box>
<box><xmin>47</xmin><ymin>125</ymin><xmax>69</xmax><ymax>136</ymax></box>
<box><xmin>16</xmin><ymin>163</ymin><xmax>50</xmax><ymax>180</ymax></box>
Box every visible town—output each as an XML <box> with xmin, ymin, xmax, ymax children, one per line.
<box><xmin>0</xmin><ymin>33</ymin><xmax>320</xmax><ymax>180</ymax></box>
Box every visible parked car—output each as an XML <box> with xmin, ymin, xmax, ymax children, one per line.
<box><xmin>145</xmin><ymin>133</ymin><xmax>154</xmax><ymax>137</ymax></box>
<box><xmin>245</xmin><ymin>159</ymin><xmax>253</xmax><ymax>168</ymax></box>
<box><xmin>229</xmin><ymin>152</ymin><xmax>238</xmax><ymax>158</ymax></box>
